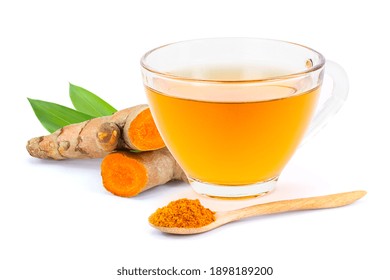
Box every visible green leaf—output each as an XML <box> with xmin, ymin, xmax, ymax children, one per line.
<box><xmin>69</xmin><ymin>83</ymin><xmax>117</xmax><ymax>117</ymax></box>
<box><xmin>27</xmin><ymin>98</ymin><xmax>94</xmax><ymax>133</ymax></box>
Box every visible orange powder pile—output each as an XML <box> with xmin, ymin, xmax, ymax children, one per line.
<box><xmin>149</xmin><ymin>199</ymin><xmax>216</xmax><ymax>228</ymax></box>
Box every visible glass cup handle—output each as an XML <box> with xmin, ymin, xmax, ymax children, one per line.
<box><xmin>302</xmin><ymin>60</ymin><xmax>349</xmax><ymax>144</ymax></box>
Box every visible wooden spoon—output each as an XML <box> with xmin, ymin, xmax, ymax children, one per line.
<box><xmin>150</xmin><ymin>190</ymin><xmax>366</xmax><ymax>235</ymax></box>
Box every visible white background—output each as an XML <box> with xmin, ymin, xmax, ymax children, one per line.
<box><xmin>1</xmin><ymin>0</ymin><xmax>389</xmax><ymax>279</ymax></box>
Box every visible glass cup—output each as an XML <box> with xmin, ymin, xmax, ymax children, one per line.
<box><xmin>141</xmin><ymin>38</ymin><xmax>348</xmax><ymax>198</ymax></box>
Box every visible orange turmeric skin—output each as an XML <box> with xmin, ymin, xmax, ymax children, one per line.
<box><xmin>101</xmin><ymin>148</ymin><xmax>187</xmax><ymax>197</ymax></box>
<box><xmin>149</xmin><ymin>199</ymin><xmax>216</xmax><ymax>228</ymax></box>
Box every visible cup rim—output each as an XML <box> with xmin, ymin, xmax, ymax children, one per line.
<box><xmin>140</xmin><ymin>37</ymin><xmax>326</xmax><ymax>83</ymax></box>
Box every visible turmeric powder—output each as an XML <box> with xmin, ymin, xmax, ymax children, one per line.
<box><xmin>149</xmin><ymin>199</ymin><xmax>216</xmax><ymax>228</ymax></box>
<box><xmin>26</xmin><ymin>104</ymin><xmax>165</xmax><ymax>160</ymax></box>
<box><xmin>101</xmin><ymin>148</ymin><xmax>188</xmax><ymax>197</ymax></box>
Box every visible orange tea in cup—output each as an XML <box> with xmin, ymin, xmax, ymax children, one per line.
<box><xmin>141</xmin><ymin>38</ymin><xmax>348</xmax><ymax>198</ymax></box>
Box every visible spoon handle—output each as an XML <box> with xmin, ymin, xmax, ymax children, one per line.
<box><xmin>226</xmin><ymin>190</ymin><xmax>366</xmax><ymax>221</ymax></box>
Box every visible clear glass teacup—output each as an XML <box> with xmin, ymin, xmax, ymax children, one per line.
<box><xmin>141</xmin><ymin>38</ymin><xmax>348</xmax><ymax>198</ymax></box>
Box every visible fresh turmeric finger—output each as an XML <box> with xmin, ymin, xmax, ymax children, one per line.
<box><xmin>101</xmin><ymin>148</ymin><xmax>188</xmax><ymax>197</ymax></box>
<box><xmin>125</xmin><ymin>107</ymin><xmax>164</xmax><ymax>151</ymax></box>
<box><xmin>26</xmin><ymin>104</ymin><xmax>165</xmax><ymax>160</ymax></box>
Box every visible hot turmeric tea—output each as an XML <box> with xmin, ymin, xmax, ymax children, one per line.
<box><xmin>146</xmin><ymin>66</ymin><xmax>320</xmax><ymax>186</ymax></box>
<box><xmin>142</xmin><ymin>38</ymin><xmax>348</xmax><ymax>197</ymax></box>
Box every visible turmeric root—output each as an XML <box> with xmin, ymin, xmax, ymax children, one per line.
<box><xmin>101</xmin><ymin>148</ymin><xmax>188</xmax><ymax>197</ymax></box>
<box><xmin>26</xmin><ymin>104</ymin><xmax>165</xmax><ymax>160</ymax></box>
